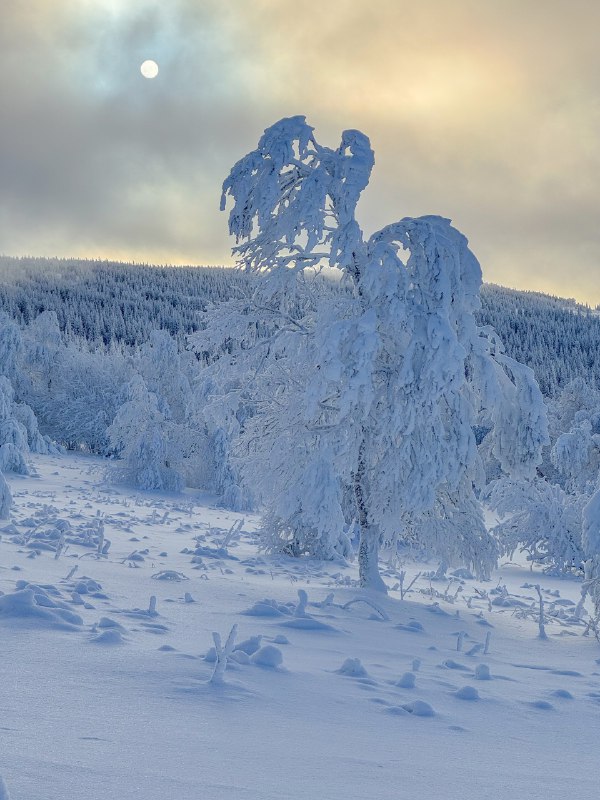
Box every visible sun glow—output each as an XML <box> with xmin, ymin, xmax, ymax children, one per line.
<box><xmin>140</xmin><ymin>60</ymin><xmax>159</xmax><ymax>79</ymax></box>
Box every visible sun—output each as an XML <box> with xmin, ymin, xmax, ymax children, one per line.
<box><xmin>140</xmin><ymin>60</ymin><xmax>159</xmax><ymax>79</ymax></box>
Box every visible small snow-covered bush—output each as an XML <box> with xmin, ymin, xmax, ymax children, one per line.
<box><xmin>487</xmin><ymin>478</ymin><xmax>585</xmax><ymax>574</ymax></box>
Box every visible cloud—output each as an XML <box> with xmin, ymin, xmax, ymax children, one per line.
<box><xmin>1</xmin><ymin>0</ymin><xmax>599</xmax><ymax>301</ymax></box>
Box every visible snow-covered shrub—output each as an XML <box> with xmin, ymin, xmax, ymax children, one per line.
<box><xmin>488</xmin><ymin>478</ymin><xmax>585</xmax><ymax>574</ymax></box>
<box><xmin>12</xmin><ymin>402</ymin><xmax>56</xmax><ymax>454</ymax></box>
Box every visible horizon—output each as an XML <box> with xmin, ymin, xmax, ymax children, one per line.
<box><xmin>1</xmin><ymin>251</ymin><xmax>598</xmax><ymax>310</ymax></box>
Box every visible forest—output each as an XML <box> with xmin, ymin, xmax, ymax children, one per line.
<box><xmin>2</xmin><ymin>219</ymin><xmax>600</xmax><ymax>612</ymax></box>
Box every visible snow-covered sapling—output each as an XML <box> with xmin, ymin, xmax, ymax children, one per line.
<box><xmin>399</xmin><ymin>571</ymin><xmax>421</xmax><ymax>601</ymax></box>
<box><xmin>483</xmin><ymin>631</ymin><xmax>491</xmax><ymax>655</ymax></box>
<box><xmin>295</xmin><ymin>589</ymin><xmax>308</xmax><ymax>617</ymax></box>
<box><xmin>397</xmin><ymin>570</ymin><xmax>406</xmax><ymax>598</ymax></box>
<box><xmin>222</xmin><ymin>518</ymin><xmax>244</xmax><ymax>551</ymax></box>
<box><xmin>54</xmin><ymin>532</ymin><xmax>66</xmax><ymax>560</ymax></box>
<box><xmin>575</xmin><ymin>584</ymin><xmax>588</xmax><ymax>620</ymax></box>
<box><xmin>209</xmin><ymin>623</ymin><xmax>238</xmax><ymax>684</ymax></box>
<box><xmin>535</xmin><ymin>585</ymin><xmax>548</xmax><ymax>640</ymax></box>
<box><xmin>315</xmin><ymin>592</ymin><xmax>335</xmax><ymax>608</ymax></box>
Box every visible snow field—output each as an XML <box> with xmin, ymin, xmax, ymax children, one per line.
<box><xmin>0</xmin><ymin>453</ymin><xmax>599</xmax><ymax>799</ymax></box>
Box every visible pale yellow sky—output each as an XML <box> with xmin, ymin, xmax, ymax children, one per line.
<box><xmin>1</xmin><ymin>0</ymin><xmax>599</xmax><ymax>302</ymax></box>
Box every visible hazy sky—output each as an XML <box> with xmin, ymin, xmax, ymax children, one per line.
<box><xmin>1</xmin><ymin>0</ymin><xmax>599</xmax><ymax>302</ymax></box>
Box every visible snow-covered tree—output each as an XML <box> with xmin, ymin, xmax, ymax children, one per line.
<box><xmin>107</xmin><ymin>374</ymin><xmax>185</xmax><ymax>492</ymax></box>
<box><xmin>552</xmin><ymin>419</ymin><xmax>600</xmax><ymax>494</ymax></box>
<box><xmin>0</xmin><ymin>470</ymin><xmax>12</xmax><ymax>519</ymax></box>
<box><xmin>488</xmin><ymin>477</ymin><xmax>585</xmax><ymax>574</ymax></box>
<box><xmin>139</xmin><ymin>330</ymin><xmax>193</xmax><ymax>424</ymax></box>
<box><xmin>582</xmin><ymin>487</ymin><xmax>600</xmax><ymax>619</ymax></box>
<box><xmin>200</xmin><ymin>115</ymin><xmax>548</xmax><ymax>590</ymax></box>
<box><xmin>27</xmin><ymin>342</ymin><xmax>129</xmax><ymax>454</ymax></box>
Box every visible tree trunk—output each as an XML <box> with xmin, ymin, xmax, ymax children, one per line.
<box><xmin>354</xmin><ymin>438</ymin><xmax>387</xmax><ymax>593</ymax></box>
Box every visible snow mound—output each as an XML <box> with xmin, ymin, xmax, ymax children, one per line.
<box><xmin>97</xmin><ymin>617</ymin><xmax>127</xmax><ymax>633</ymax></box>
<box><xmin>73</xmin><ymin>579</ymin><xmax>102</xmax><ymax>595</ymax></box>
<box><xmin>281</xmin><ymin>617</ymin><xmax>337</xmax><ymax>632</ymax></box>
<box><xmin>551</xmin><ymin>689</ymin><xmax>574</xmax><ymax>699</ymax></box>
<box><xmin>395</xmin><ymin>672</ymin><xmax>416</xmax><ymax>689</ymax></box>
<box><xmin>396</xmin><ymin>620</ymin><xmax>425</xmax><ymax>633</ymax></box>
<box><xmin>91</xmin><ymin>629</ymin><xmax>125</xmax><ymax>645</ymax></box>
<box><xmin>336</xmin><ymin>658</ymin><xmax>369</xmax><ymax>678</ymax></box>
<box><xmin>235</xmin><ymin>635</ymin><xmax>263</xmax><ymax>655</ymax></box>
<box><xmin>385</xmin><ymin>705</ymin><xmax>410</xmax><ymax>716</ymax></box>
<box><xmin>242</xmin><ymin>599</ymin><xmax>289</xmax><ymax>617</ymax></box>
<box><xmin>402</xmin><ymin>700</ymin><xmax>435</xmax><ymax>717</ymax></box>
<box><xmin>250</xmin><ymin>645</ymin><xmax>284</xmax><ymax>668</ymax></box>
<box><xmin>455</xmin><ymin>685</ymin><xmax>479</xmax><ymax>701</ymax></box>
<box><xmin>230</xmin><ymin>650</ymin><xmax>251</xmax><ymax>665</ymax></box>
<box><xmin>527</xmin><ymin>700</ymin><xmax>554</xmax><ymax>710</ymax></box>
<box><xmin>442</xmin><ymin>659</ymin><xmax>471</xmax><ymax>672</ymax></box>
<box><xmin>474</xmin><ymin>664</ymin><xmax>491</xmax><ymax>680</ymax></box>
<box><xmin>0</xmin><ymin>588</ymin><xmax>83</xmax><ymax>630</ymax></box>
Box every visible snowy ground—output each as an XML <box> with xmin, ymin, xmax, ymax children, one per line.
<box><xmin>1</xmin><ymin>453</ymin><xmax>599</xmax><ymax>800</ymax></box>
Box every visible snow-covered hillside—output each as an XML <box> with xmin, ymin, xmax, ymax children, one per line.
<box><xmin>1</xmin><ymin>256</ymin><xmax>599</xmax><ymax>397</ymax></box>
<box><xmin>1</xmin><ymin>453</ymin><xmax>599</xmax><ymax>799</ymax></box>
<box><xmin>480</xmin><ymin>284</ymin><xmax>600</xmax><ymax>395</ymax></box>
<box><xmin>0</xmin><ymin>256</ymin><xmax>247</xmax><ymax>346</ymax></box>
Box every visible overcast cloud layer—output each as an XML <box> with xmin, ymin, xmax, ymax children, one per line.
<box><xmin>1</xmin><ymin>0</ymin><xmax>599</xmax><ymax>302</ymax></box>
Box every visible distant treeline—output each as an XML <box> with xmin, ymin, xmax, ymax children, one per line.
<box><xmin>0</xmin><ymin>256</ymin><xmax>248</xmax><ymax>347</ymax></box>
<box><xmin>1</xmin><ymin>256</ymin><xmax>599</xmax><ymax>396</ymax></box>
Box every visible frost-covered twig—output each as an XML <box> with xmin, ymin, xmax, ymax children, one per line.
<box><xmin>315</xmin><ymin>592</ymin><xmax>335</xmax><ymax>609</ymax></box>
<box><xmin>402</xmin><ymin>571</ymin><xmax>421</xmax><ymax>599</ymax></box>
<box><xmin>342</xmin><ymin>597</ymin><xmax>390</xmax><ymax>621</ymax></box>
<box><xmin>484</xmin><ymin>631</ymin><xmax>491</xmax><ymax>655</ymax></box>
<box><xmin>222</xmin><ymin>518</ymin><xmax>244</xmax><ymax>550</ymax></box>
<box><xmin>54</xmin><ymin>533</ymin><xmax>66</xmax><ymax>560</ymax></box>
<box><xmin>210</xmin><ymin>624</ymin><xmax>238</xmax><ymax>684</ymax></box>
<box><xmin>535</xmin><ymin>585</ymin><xmax>548</xmax><ymax>640</ymax></box>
